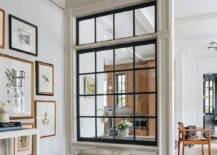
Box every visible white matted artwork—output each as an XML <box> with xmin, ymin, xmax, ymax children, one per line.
<box><xmin>36</xmin><ymin>61</ymin><xmax>54</xmax><ymax>96</ymax></box>
<box><xmin>11</xmin><ymin>124</ymin><xmax>33</xmax><ymax>155</ymax></box>
<box><xmin>0</xmin><ymin>54</ymin><xmax>34</xmax><ymax>119</ymax></box>
<box><xmin>35</xmin><ymin>101</ymin><xmax>56</xmax><ymax>138</ymax></box>
<box><xmin>9</xmin><ymin>14</ymin><xmax>38</xmax><ymax>56</ymax></box>
<box><xmin>0</xmin><ymin>9</ymin><xmax>5</xmax><ymax>48</ymax></box>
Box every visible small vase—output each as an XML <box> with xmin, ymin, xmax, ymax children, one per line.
<box><xmin>119</xmin><ymin>128</ymin><xmax>129</xmax><ymax>138</ymax></box>
<box><xmin>0</xmin><ymin>101</ymin><xmax>9</xmax><ymax>123</ymax></box>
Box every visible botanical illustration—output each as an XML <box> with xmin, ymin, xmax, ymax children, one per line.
<box><xmin>18</xmin><ymin>136</ymin><xmax>29</xmax><ymax>151</ymax></box>
<box><xmin>17</xmin><ymin>28</ymin><xmax>31</xmax><ymax>46</ymax></box>
<box><xmin>84</xmin><ymin>77</ymin><xmax>95</xmax><ymax>95</ymax></box>
<box><xmin>5</xmin><ymin>68</ymin><xmax>26</xmax><ymax>114</ymax></box>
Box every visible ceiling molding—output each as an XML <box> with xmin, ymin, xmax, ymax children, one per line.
<box><xmin>65</xmin><ymin>0</ymin><xmax>154</xmax><ymax>17</ymax></box>
<box><xmin>175</xmin><ymin>12</ymin><xmax>217</xmax><ymax>27</ymax></box>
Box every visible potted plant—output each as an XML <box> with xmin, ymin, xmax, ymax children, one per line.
<box><xmin>117</xmin><ymin>119</ymin><xmax>132</xmax><ymax>138</ymax></box>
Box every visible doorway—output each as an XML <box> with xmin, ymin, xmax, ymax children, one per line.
<box><xmin>203</xmin><ymin>74</ymin><xmax>217</xmax><ymax>139</ymax></box>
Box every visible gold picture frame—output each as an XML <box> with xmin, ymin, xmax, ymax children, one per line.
<box><xmin>36</xmin><ymin>61</ymin><xmax>54</xmax><ymax>96</ymax></box>
<box><xmin>0</xmin><ymin>54</ymin><xmax>34</xmax><ymax>119</ymax></box>
<box><xmin>35</xmin><ymin>100</ymin><xmax>56</xmax><ymax>138</ymax></box>
<box><xmin>12</xmin><ymin>124</ymin><xmax>34</xmax><ymax>155</ymax></box>
<box><xmin>0</xmin><ymin>9</ymin><xmax>5</xmax><ymax>48</ymax></box>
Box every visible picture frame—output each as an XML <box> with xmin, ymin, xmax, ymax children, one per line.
<box><xmin>0</xmin><ymin>9</ymin><xmax>5</xmax><ymax>48</ymax></box>
<box><xmin>12</xmin><ymin>124</ymin><xmax>33</xmax><ymax>155</ymax></box>
<box><xmin>0</xmin><ymin>54</ymin><xmax>34</xmax><ymax>119</ymax></box>
<box><xmin>84</xmin><ymin>77</ymin><xmax>95</xmax><ymax>95</ymax></box>
<box><xmin>36</xmin><ymin>61</ymin><xmax>54</xmax><ymax>96</ymax></box>
<box><xmin>35</xmin><ymin>100</ymin><xmax>56</xmax><ymax>138</ymax></box>
<box><xmin>9</xmin><ymin>14</ymin><xmax>38</xmax><ymax>56</ymax></box>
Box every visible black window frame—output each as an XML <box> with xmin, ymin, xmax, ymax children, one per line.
<box><xmin>76</xmin><ymin>39</ymin><xmax>158</xmax><ymax>146</ymax></box>
<box><xmin>76</xmin><ymin>1</ymin><xmax>157</xmax><ymax>45</ymax></box>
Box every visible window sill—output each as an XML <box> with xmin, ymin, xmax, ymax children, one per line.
<box><xmin>72</xmin><ymin>141</ymin><xmax>159</xmax><ymax>152</ymax></box>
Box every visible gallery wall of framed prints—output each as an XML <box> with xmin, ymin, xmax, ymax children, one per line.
<box><xmin>0</xmin><ymin>9</ymin><xmax>4</xmax><ymax>49</ymax></box>
<box><xmin>0</xmin><ymin>7</ymin><xmax>57</xmax><ymax>154</ymax></box>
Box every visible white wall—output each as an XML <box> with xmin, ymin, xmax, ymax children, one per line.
<box><xmin>0</xmin><ymin>0</ymin><xmax>65</xmax><ymax>154</ymax></box>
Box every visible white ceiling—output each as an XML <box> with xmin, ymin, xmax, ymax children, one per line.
<box><xmin>175</xmin><ymin>0</ymin><xmax>217</xmax><ymax>50</ymax></box>
<box><xmin>66</xmin><ymin>0</ymin><xmax>107</xmax><ymax>8</ymax></box>
<box><xmin>175</xmin><ymin>0</ymin><xmax>217</xmax><ymax>18</ymax></box>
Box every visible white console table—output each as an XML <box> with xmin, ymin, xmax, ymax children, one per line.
<box><xmin>0</xmin><ymin>129</ymin><xmax>40</xmax><ymax>155</ymax></box>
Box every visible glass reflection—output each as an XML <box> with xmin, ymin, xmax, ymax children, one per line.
<box><xmin>96</xmin><ymin>15</ymin><xmax>113</xmax><ymax>42</ymax></box>
<box><xmin>80</xmin><ymin>118</ymin><xmax>95</xmax><ymax>138</ymax></box>
<box><xmin>115</xmin><ymin>11</ymin><xmax>133</xmax><ymax>39</ymax></box>
<box><xmin>79</xmin><ymin>19</ymin><xmax>95</xmax><ymax>44</ymax></box>
<box><xmin>135</xmin><ymin>118</ymin><xmax>156</xmax><ymax>142</ymax></box>
<box><xmin>79</xmin><ymin>52</ymin><xmax>95</xmax><ymax>73</ymax></box>
<box><xmin>115</xmin><ymin>47</ymin><xmax>133</xmax><ymax>70</ymax></box>
<box><xmin>97</xmin><ymin>50</ymin><xmax>113</xmax><ymax>72</ymax></box>
<box><xmin>135</xmin><ymin>6</ymin><xmax>155</xmax><ymax>36</ymax></box>
<box><xmin>135</xmin><ymin>44</ymin><xmax>155</xmax><ymax>68</ymax></box>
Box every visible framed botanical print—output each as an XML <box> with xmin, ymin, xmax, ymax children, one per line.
<box><xmin>0</xmin><ymin>9</ymin><xmax>5</xmax><ymax>48</ymax></box>
<box><xmin>0</xmin><ymin>54</ymin><xmax>34</xmax><ymax>119</ymax></box>
<box><xmin>36</xmin><ymin>61</ymin><xmax>54</xmax><ymax>96</ymax></box>
<box><xmin>84</xmin><ymin>77</ymin><xmax>95</xmax><ymax>95</ymax></box>
<box><xmin>9</xmin><ymin>14</ymin><xmax>38</xmax><ymax>56</ymax></box>
<box><xmin>11</xmin><ymin>124</ymin><xmax>33</xmax><ymax>155</ymax></box>
<box><xmin>35</xmin><ymin>100</ymin><xmax>56</xmax><ymax>138</ymax></box>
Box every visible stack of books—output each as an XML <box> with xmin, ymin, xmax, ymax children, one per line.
<box><xmin>0</xmin><ymin>122</ymin><xmax>22</xmax><ymax>132</ymax></box>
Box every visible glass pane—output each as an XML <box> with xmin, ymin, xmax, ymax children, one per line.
<box><xmin>79</xmin><ymin>19</ymin><xmax>95</xmax><ymax>44</ymax></box>
<box><xmin>80</xmin><ymin>118</ymin><xmax>95</xmax><ymax>138</ymax></box>
<box><xmin>79</xmin><ymin>74</ymin><xmax>95</xmax><ymax>95</ymax></box>
<box><xmin>115</xmin><ymin>118</ymin><xmax>133</xmax><ymax>140</ymax></box>
<box><xmin>135</xmin><ymin>69</ymin><xmax>156</xmax><ymax>92</ymax></box>
<box><xmin>135</xmin><ymin>94</ymin><xmax>156</xmax><ymax>116</ymax></box>
<box><xmin>79</xmin><ymin>52</ymin><xmax>95</xmax><ymax>73</ymax></box>
<box><xmin>96</xmin><ymin>50</ymin><xmax>113</xmax><ymax>72</ymax></box>
<box><xmin>97</xmin><ymin>95</ymin><xmax>114</xmax><ymax>116</ymax></box>
<box><xmin>135</xmin><ymin>118</ymin><xmax>156</xmax><ymax>141</ymax></box>
<box><xmin>115</xmin><ymin>71</ymin><xmax>133</xmax><ymax>93</ymax></box>
<box><xmin>115</xmin><ymin>95</ymin><xmax>133</xmax><ymax>116</ymax></box>
<box><xmin>135</xmin><ymin>44</ymin><xmax>155</xmax><ymax>68</ymax></box>
<box><xmin>79</xmin><ymin>96</ymin><xmax>95</xmax><ymax>116</ymax></box>
<box><xmin>97</xmin><ymin>73</ymin><xmax>113</xmax><ymax>94</ymax></box>
<box><xmin>96</xmin><ymin>15</ymin><xmax>113</xmax><ymax>42</ymax></box>
<box><xmin>135</xmin><ymin>6</ymin><xmax>155</xmax><ymax>35</ymax></box>
<box><xmin>97</xmin><ymin>118</ymin><xmax>114</xmax><ymax>139</ymax></box>
<box><xmin>115</xmin><ymin>11</ymin><xmax>133</xmax><ymax>39</ymax></box>
<box><xmin>115</xmin><ymin>47</ymin><xmax>133</xmax><ymax>70</ymax></box>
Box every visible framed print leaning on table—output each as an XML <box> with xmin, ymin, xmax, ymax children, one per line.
<box><xmin>9</xmin><ymin>14</ymin><xmax>38</xmax><ymax>56</ymax></box>
<box><xmin>0</xmin><ymin>9</ymin><xmax>5</xmax><ymax>48</ymax></box>
<box><xmin>11</xmin><ymin>124</ymin><xmax>33</xmax><ymax>155</ymax></box>
<box><xmin>0</xmin><ymin>54</ymin><xmax>34</xmax><ymax>119</ymax></box>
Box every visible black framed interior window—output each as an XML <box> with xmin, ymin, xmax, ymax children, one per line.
<box><xmin>76</xmin><ymin>40</ymin><xmax>157</xmax><ymax>145</ymax></box>
<box><xmin>76</xmin><ymin>1</ymin><xmax>156</xmax><ymax>45</ymax></box>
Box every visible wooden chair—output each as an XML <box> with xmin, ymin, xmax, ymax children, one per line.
<box><xmin>177</xmin><ymin>122</ymin><xmax>211</xmax><ymax>155</ymax></box>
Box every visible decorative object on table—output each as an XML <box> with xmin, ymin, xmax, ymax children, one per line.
<box><xmin>0</xmin><ymin>9</ymin><xmax>5</xmax><ymax>48</ymax></box>
<box><xmin>9</xmin><ymin>14</ymin><xmax>38</xmax><ymax>56</ymax></box>
<box><xmin>97</xmin><ymin>109</ymin><xmax>108</xmax><ymax>123</ymax></box>
<box><xmin>35</xmin><ymin>100</ymin><xmax>56</xmax><ymax>138</ymax></box>
<box><xmin>0</xmin><ymin>54</ymin><xmax>34</xmax><ymax>119</ymax></box>
<box><xmin>0</xmin><ymin>101</ymin><xmax>9</xmax><ymax>122</ymax></box>
<box><xmin>0</xmin><ymin>122</ymin><xmax>22</xmax><ymax>132</ymax></box>
<box><xmin>117</xmin><ymin>119</ymin><xmax>132</xmax><ymax>138</ymax></box>
<box><xmin>11</xmin><ymin>123</ymin><xmax>33</xmax><ymax>155</ymax></box>
<box><xmin>84</xmin><ymin>77</ymin><xmax>95</xmax><ymax>95</ymax></box>
<box><xmin>36</xmin><ymin>61</ymin><xmax>54</xmax><ymax>96</ymax></box>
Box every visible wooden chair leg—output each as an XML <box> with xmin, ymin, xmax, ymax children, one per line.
<box><xmin>208</xmin><ymin>142</ymin><xmax>211</xmax><ymax>155</ymax></box>
<box><xmin>202</xmin><ymin>144</ymin><xmax>204</xmax><ymax>155</ymax></box>
<box><xmin>182</xmin><ymin>142</ymin><xmax>184</xmax><ymax>155</ymax></box>
<box><xmin>178</xmin><ymin>141</ymin><xmax>180</xmax><ymax>155</ymax></box>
